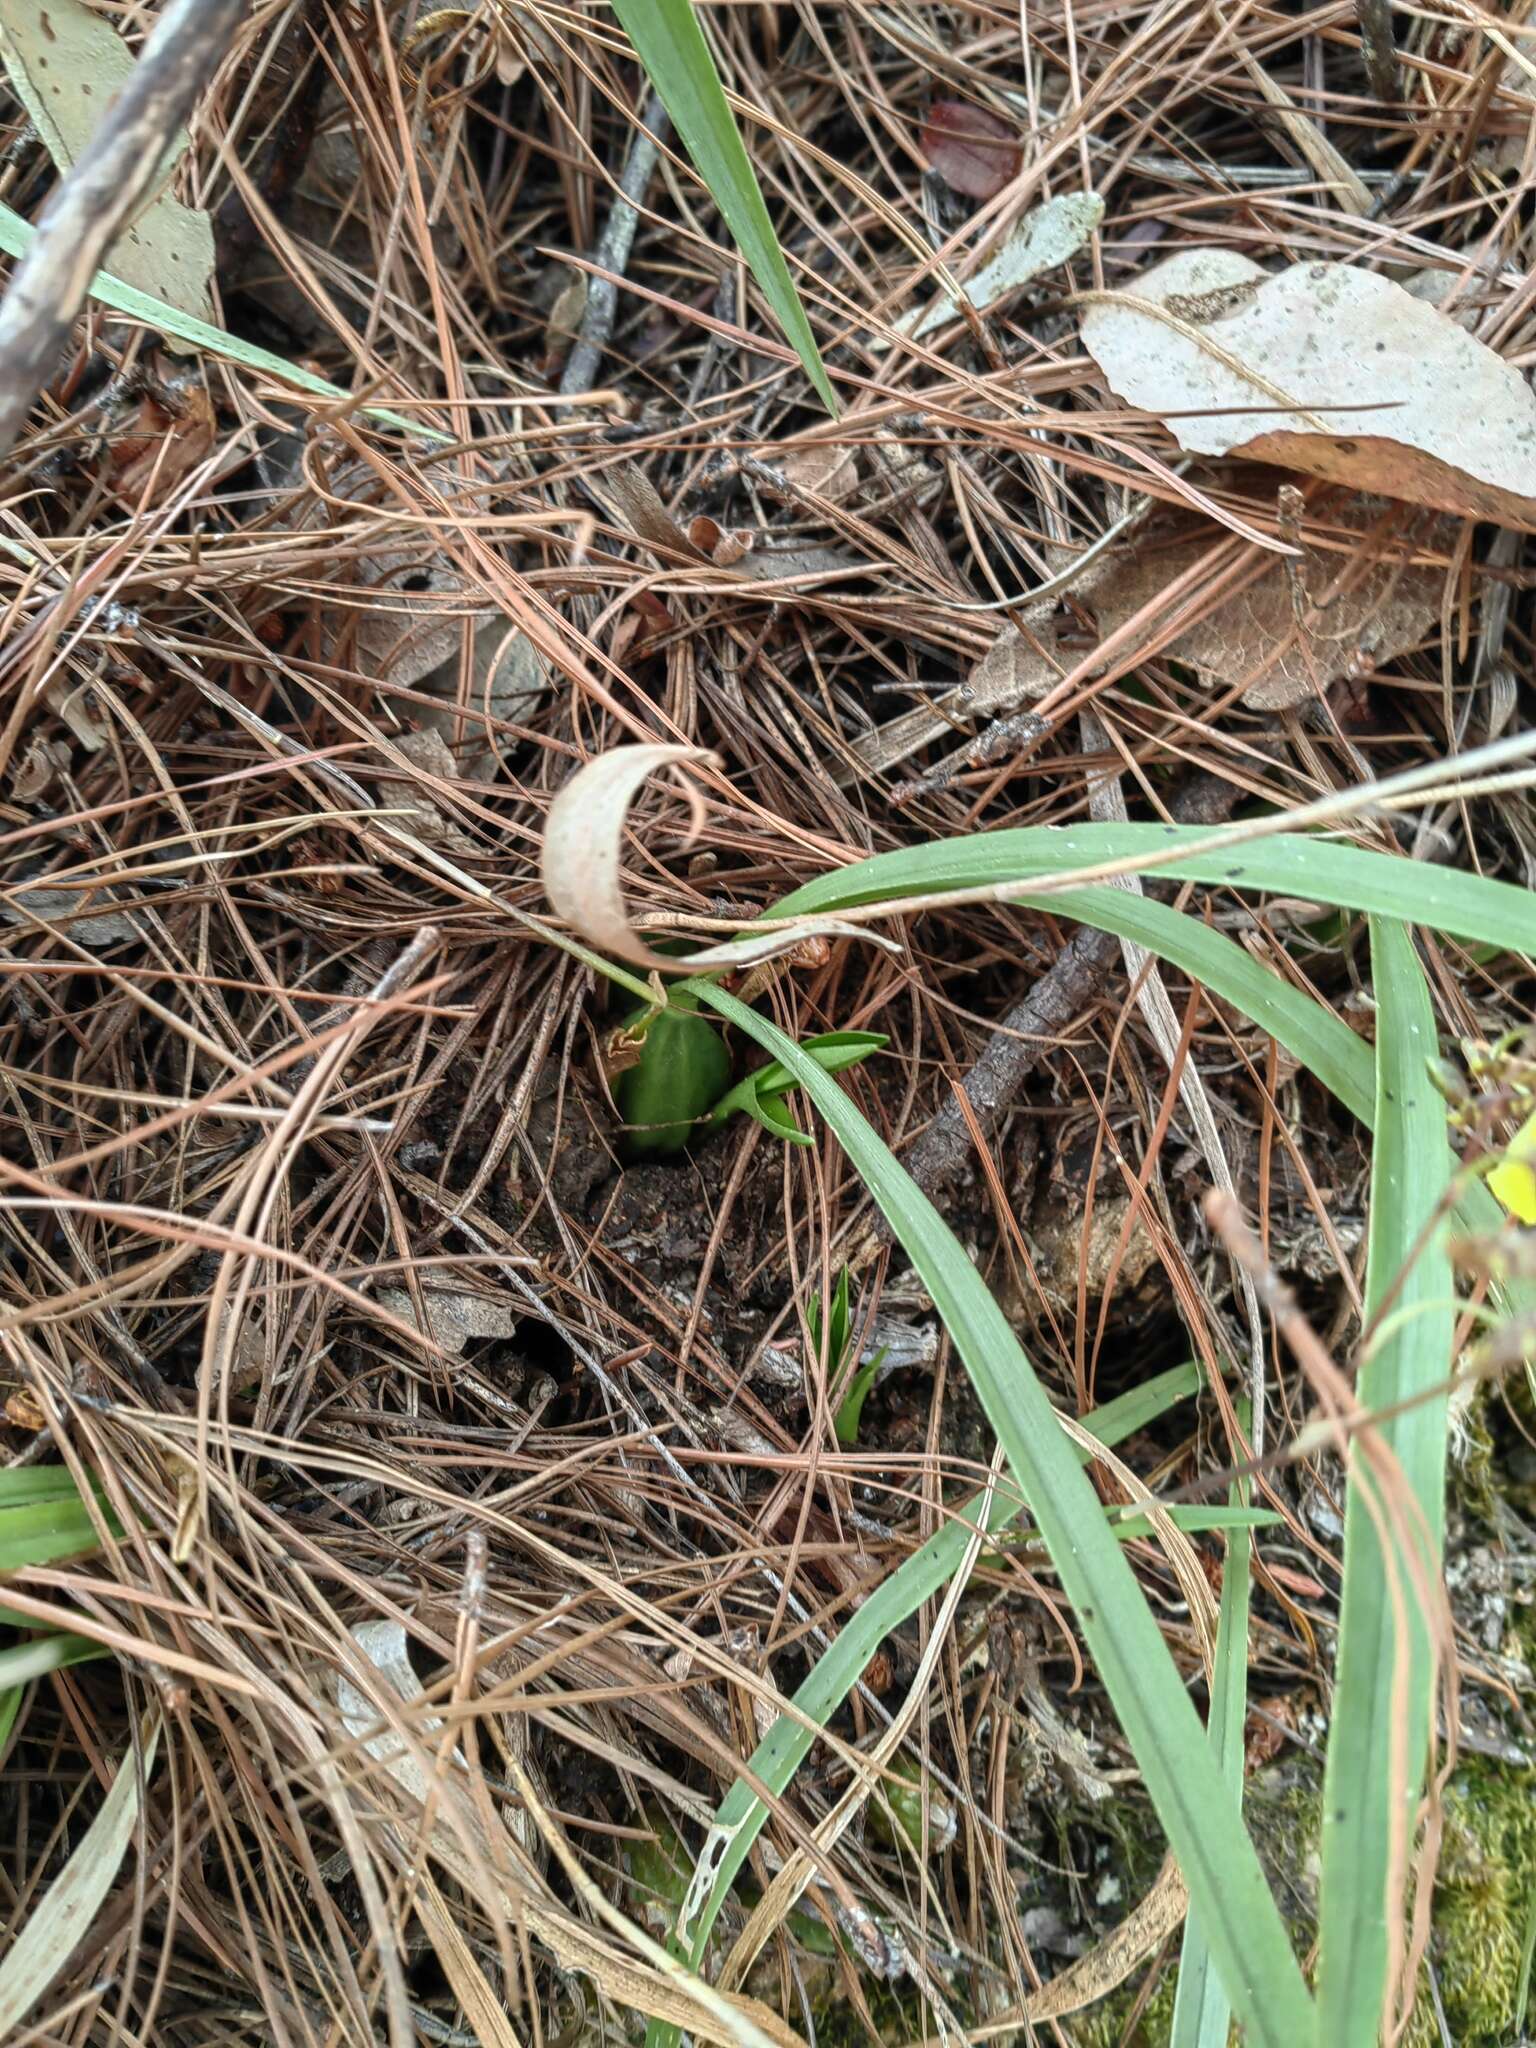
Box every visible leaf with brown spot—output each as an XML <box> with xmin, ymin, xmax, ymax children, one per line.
<box><xmin>0</xmin><ymin>0</ymin><xmax>215</xmax><ymax>337</ymax></box>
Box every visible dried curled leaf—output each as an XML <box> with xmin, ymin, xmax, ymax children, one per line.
<box><xmin>540</xmin><ymin>746</ymin><xmax>898</xmax><ymax>972</ymax></box>
<box><xmin>849</xmin><ymin>487</ymin><xmax>1446</xmax><ymax>773</ymax></box>
<box><xmin>921</xmin><ymin>99</ymin><xmax>1022</xmax><ymax>200</ymax></box>
<box><xmin>1081</xmin><ymin>250</ymin><xmax>1536</xmax><ymax>529</ymax></box>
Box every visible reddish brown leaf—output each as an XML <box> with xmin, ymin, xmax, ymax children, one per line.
<box><xmin>921</xmin><ymin>99</ymin><xmax>1021</xmax><ymax>201</ymax></box>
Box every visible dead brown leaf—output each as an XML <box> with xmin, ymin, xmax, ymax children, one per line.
<box><xmin>850</xmin><ymin>487</ymin><xmax>1446</xmax><ymax>773</ymax></box>
<box><xmin>921</xmin><ymin>99</ymin><xmax>1022</xmax><ymax>200</ymax></box>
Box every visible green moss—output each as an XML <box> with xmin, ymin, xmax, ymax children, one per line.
<box><xmin>1063</xmin><ymin>1764</ymin><xmax>1321</xmax><ymax>2047</ymax></box>
<box><xmin>1061</xmin><ymin>1757</ymin><xmax>1536</xmax><ymax>2045</ymax></box>
<box><xmin>1404</xmin><ymin>1757</ymin><xmax>1536</xmax><ymax>2045</ymax></box>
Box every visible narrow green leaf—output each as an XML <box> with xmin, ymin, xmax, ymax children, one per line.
<box><xmin>1516</xmin><ymin>1877</ymin><xmax>1536</xmax><ymax>2035</ymax></box>
<box><xmin>706</xmin><ymin>1029</ymin><xmax>886</xmax><ymax>1138</ymax></box>
<box><xmin>1316</xmin><ymin>920</ymin><xmax>1455</xmax><ymax>2043</ymax></box>
<box><xmin>770</xmin><ymin>821</ymin><xmax>1536</xmax><ymax>962</ymax></box>
<box><xmin>0</xmin><ymin>1495</ymin><xmax>113</xmax><ymax>1573</ymax></box>
<box><xmin>642</xmin><ymin>1358</ymin><xmax>1205</xmax><ymax>2048</ymax></box>
<box><xmin>611</xmin><ymin>0</ymin><xmax>837</xmax><ymax>411</ymax></box>
<box><xmin>0</xmin><ymin>1468</ymin><xmax>102</xmax><ymax>1507</ymax></box>
<box><xmin>688</xmin><ymin>987</ymin><xmax>1314</xmax><ymax>2048</ymax></box>
<box><xmin>1107</xmin><ymin>1504</ymin><xmax>1275</xmax><ymax>1541</ymax></box>
<box><xmin>0</xmin><ymin>200</ymin><xmax>440</xmax><ymax>440</ymax></box>
<box><xmin>1172</xmin><ymin>1416</ymin><xmax>1254</xmax><ymax>2048</ymax></box>
<box><xmin>764</xmin><ymin>872</ymin><xmax>1523</xmax><ymax>1291</ymax></box>
<box><xmin>832</xmin><ymin>1348</ymin><xmax>884</xmax><ymax>1445</ymax></box>
<box><xmin>0</xmin><ymin>1631</ymin><xmax>101</xmax><ymax>1691</ymax></box>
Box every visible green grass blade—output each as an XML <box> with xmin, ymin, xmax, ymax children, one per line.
<box><xmin>770</xmin><ymin>821</ymin><xmax>1536</xmax><ymax>960</ymax></box>
<box><xmin>0</xmin><ymin>1495</ymin><xmax>113</xmax><ymax>1573</ymax></box>
<box><xmin>610</xmin><ymin>0</ymin><xmax>837</xmax><ymax>411</ymax></box>
<box><xmin>688</xmin><ymin>986</ymin><xmax>1314</xmax><ymax>2048</ymax></box>
<box><xmin>1316</xmin><ymin>920</ymin><xmax>1455</xmax><ymax>2043</ymax></box>
<box><xmin>0</xmin><ymin>200</ymin><xmax>440</xmax><ymax>440</ymax></box>
<box><xmin>0</xmin><ymin>1631</ymin><xmax>101</xmax><ymax>1691</ymax></box>
<box><xmin>642</xmin><ymin>1358</ymin><xmax>1204</xmax><ymax>2048</ymax></box>
<box><xmin>1171</xmin><ymin>1421</ymin><xmax>1254</xmax><ymax>2048</ymax></box>
<box><xmin>0</xmin><ymin>1468</ymin><xmax>103</xmax><ymax>1507</ymax></box>
<box><xmin>1001</xmin><ymin>883</ymin><xmax>1375</xmax><ymax>1122</ymax></box>
<box><xmin>1110</xmin><ymin>1504</ymin><xmax>1275</xmax><ymax>1540</ymax></box>
<box><xmin>765</xmin><ymin>872</ymin><xmax>1524</xmax><ymax>1290</ymax></box>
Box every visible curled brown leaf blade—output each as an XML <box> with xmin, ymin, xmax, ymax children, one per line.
<box><xmin>540</xmin><ymin>746</ymin><xmax>897</xmax><ymax>972</ymax></box>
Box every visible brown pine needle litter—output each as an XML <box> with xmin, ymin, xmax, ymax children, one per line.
<box><xmin>0</xmin><ymin>2</ymin><xmax>1534</xmax><ymax>2044</ymax></box>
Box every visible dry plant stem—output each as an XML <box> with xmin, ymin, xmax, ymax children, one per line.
<box><xmin>560</xmin><ymin>90</ymin><xmax>670</xmax><ymax>397</ymax></box>
<box><xmin>1357</xmin><ymin>0</ymin><xmax>1401</xmax><ymax>103</ymax></box>
<box><xmin>898</xmin><ymin>766</ymin><xmax>1253</xmax><ymax>1210</ymax></box>
<box><xmin>0</xmin><ymin>0</ymin><xmax>247</xmax><ymax>461</ymax></box>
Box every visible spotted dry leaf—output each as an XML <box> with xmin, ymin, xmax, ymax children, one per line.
<box><xmin>1081</xmin><ymin>249</ymin><xmax>1536</xmax><ymax>529</ymax></box>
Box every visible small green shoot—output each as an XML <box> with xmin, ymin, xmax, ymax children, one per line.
<box><xmin>869</xmin><ymin>1755</ymin><xmax>953</xmax><ymax>1855</ymax></box>
<box><xmin>707</xmin><ymin>1029</ymin><xmax>887</xmax><ymax>1145</ymax></box>
<box><xmin>0</xmin><ymin>1463</ymin><xmax>113</xmax><ymax>1749</ymax></box>
<box><xmin>805</xmin><ymin>1264</ymin><xmax>890</xmax><ymax>1444</ymax></box>
<box><xmin>613</xmin><ymin>1007</ymin><xmax>884</xmax><ymax>1158</ymax></box>
<box><xmin>805</xmin><ymin>1263</ymin><xmax>852</xmax><ymax>1373</ymax></box>
<box><xmin>832</xmin><ymin>1352</ymin><xmax>884</xmax><ymax>1446</ymax></box>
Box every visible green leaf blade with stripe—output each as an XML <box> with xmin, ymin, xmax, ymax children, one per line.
<box><xmin>687</xmin><ymin>984</ymin><xmax>1315</xmax><ymax>2048</ymax></box>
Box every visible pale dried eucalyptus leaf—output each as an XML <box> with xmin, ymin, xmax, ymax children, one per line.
<box><xmin>0</xmin><ymin>0</ymin><xmax>214</xmax><ymax>335</ymax></box>
<box><xmin>894</xmin><ymin>191</ymin><xmax>1104</xmax><ymax>343</ymax></box>
<box><xmin>1081</xmin><ymin>251</ymin><xmax>1536</xmax><ymax>527</ymax></box>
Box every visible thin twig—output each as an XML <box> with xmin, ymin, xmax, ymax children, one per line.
<box><xmin>560</xmin><ymin>89</ymin><xmax>670</xmax><ymax>397</ymax></box>
<box><xmin>895</xmin><ymin>766</ymin><xmax>1254</xmax><ymax>1211</ymax></box>
<box><xmin>1356</xmin><ymin>0</ymin><xmax>1401</xmax><ymax>104</ymax></box>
